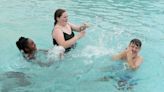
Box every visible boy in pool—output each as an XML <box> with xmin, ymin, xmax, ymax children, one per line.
<box><xmin>112</xmin><ymin>38</ymin><xmax>143</xmax><ymax>69</ymax></box>
<box><xmin>97</xmin><ymin>39</ymin><xmax>142</xmax><ymax>90</ymax></box>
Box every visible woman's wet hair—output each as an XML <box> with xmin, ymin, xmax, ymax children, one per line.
<box><xmin>54</xmin><ymin>9</ymin><xmax>66</xmax><ymax>25</ymax></box>
<box><xmin>130</xmin><ymin>38</ymin><xmax>142</xmax><ymax>48</ymax></box>
<box><xmin>16</xmin><ymin>37</ymin><xmax>29</xmax><ymax>53</ymax></box>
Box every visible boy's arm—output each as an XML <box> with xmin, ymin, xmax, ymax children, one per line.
<box><xmin>128</xmin><ymin>56</ymin><xmax>143</xmax><ymax>69</ymax></box>
<box><xmin>134</xmin><ymin>56</ymin><xmax>143</xmax><ymax>69</ymax></box>
<box><xmin>112</xmin><ymin>51</ymin><xmax>126</xmax><ymax>61</ymax></box>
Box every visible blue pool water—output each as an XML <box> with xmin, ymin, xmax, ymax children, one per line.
<box><xmin>0</xmin><ymin>0</ymin><xmax>164</xmax><ymax>92</ymax></box>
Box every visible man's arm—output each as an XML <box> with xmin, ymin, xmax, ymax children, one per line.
<box><xmin>112</xmin><ymin>51</ymin><xmax>126</xmax><ymax>61</ymax></box>
<box><xmin>127</xmin><ymin>56</ymin><xmax>143</xmax><ymax>69</ymax></box>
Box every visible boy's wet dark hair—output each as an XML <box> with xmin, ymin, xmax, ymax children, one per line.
<box><xmin>130</xmin><ymin>39</ymin><xmax>142</xmax><ymax>48</ymax></box>
<box><xmin>16</xmin><ymin>37</ymin><xmax>29</xmax><ymax>53</ymax></box>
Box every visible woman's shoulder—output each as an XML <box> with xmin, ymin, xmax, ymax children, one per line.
<box><xmin>54</xmin><ymin>25</ymin><xmax>61</xmax><ymax>31</ymax></box>
<box><xmin>67</xmin><ymin>22</ymin><xmax>73</xmax><ymax>28</ymax></box>
<box><xmin>53</xmin><ymin>26</ymin><xmax>62</xmax><ymax>34</ymax></box>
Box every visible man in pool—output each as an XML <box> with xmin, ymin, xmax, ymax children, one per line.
<box><xmin>112</xmin><ymin>38</ymin><xmax>143</xmax><ymax>69</ymax></box>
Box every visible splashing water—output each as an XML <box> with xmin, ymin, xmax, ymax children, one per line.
<box><xmin>47</xmin><ymin>46</ymin><xmax>65</xmax><ymax>61</ymax></box>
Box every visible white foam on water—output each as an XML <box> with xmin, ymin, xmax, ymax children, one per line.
<box><xmin>79</xmin><ymin>45</ymin><xmax>114</xmax><ymax>58</ymax></box>
<box><xmin>47</xmin><ymin>46</ymin><xmax>65</xmax><ymax>61</ymax></box>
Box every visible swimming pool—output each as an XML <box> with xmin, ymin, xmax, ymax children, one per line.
<box><xmin>0</xmin><ymin>0</ymin><xmax>164</xmax><ymax>92</ymax></box>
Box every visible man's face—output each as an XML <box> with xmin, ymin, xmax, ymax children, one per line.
<box><xmin>128</xmin><ymin>43</ymin><xmax>140</xmax><ymax>55</ymax></box>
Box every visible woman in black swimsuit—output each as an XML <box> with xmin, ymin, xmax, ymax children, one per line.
<box><xmin>52</xmin><ymin>9</ymin><xmax>88</xmax><ymax>52</ymax></box>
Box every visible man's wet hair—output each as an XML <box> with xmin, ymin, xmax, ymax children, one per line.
<box><xmin>130</xmin><ymin>39</ymin><xmax>142</xmax><ymax>48</ymax></box>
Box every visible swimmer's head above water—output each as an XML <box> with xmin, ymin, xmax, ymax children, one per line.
<box><xmin>128</xmin><ymin>38</ymin><xmax>142</xmax><ymax>55</ymax></box>
<box><xmin>16</xmin><ymin>37</ymin><xmax>37</xmax><ymax>59</ymax></box>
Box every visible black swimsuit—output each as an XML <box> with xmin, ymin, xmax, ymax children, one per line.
<box><xmin>53</xmin><ymin>31</ymin><xmax>75</xmax><ymax>52</ymax></box>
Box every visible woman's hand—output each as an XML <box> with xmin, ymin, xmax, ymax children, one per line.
<box><xmin>76</xmin><ymin>31</ymin><xmax>86</xmax><ymax>40</ymax></box>
<box><xmin>79</xmin><ymin>23</ymin><xmax>90</xmax><ymax>31</ymax></box>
